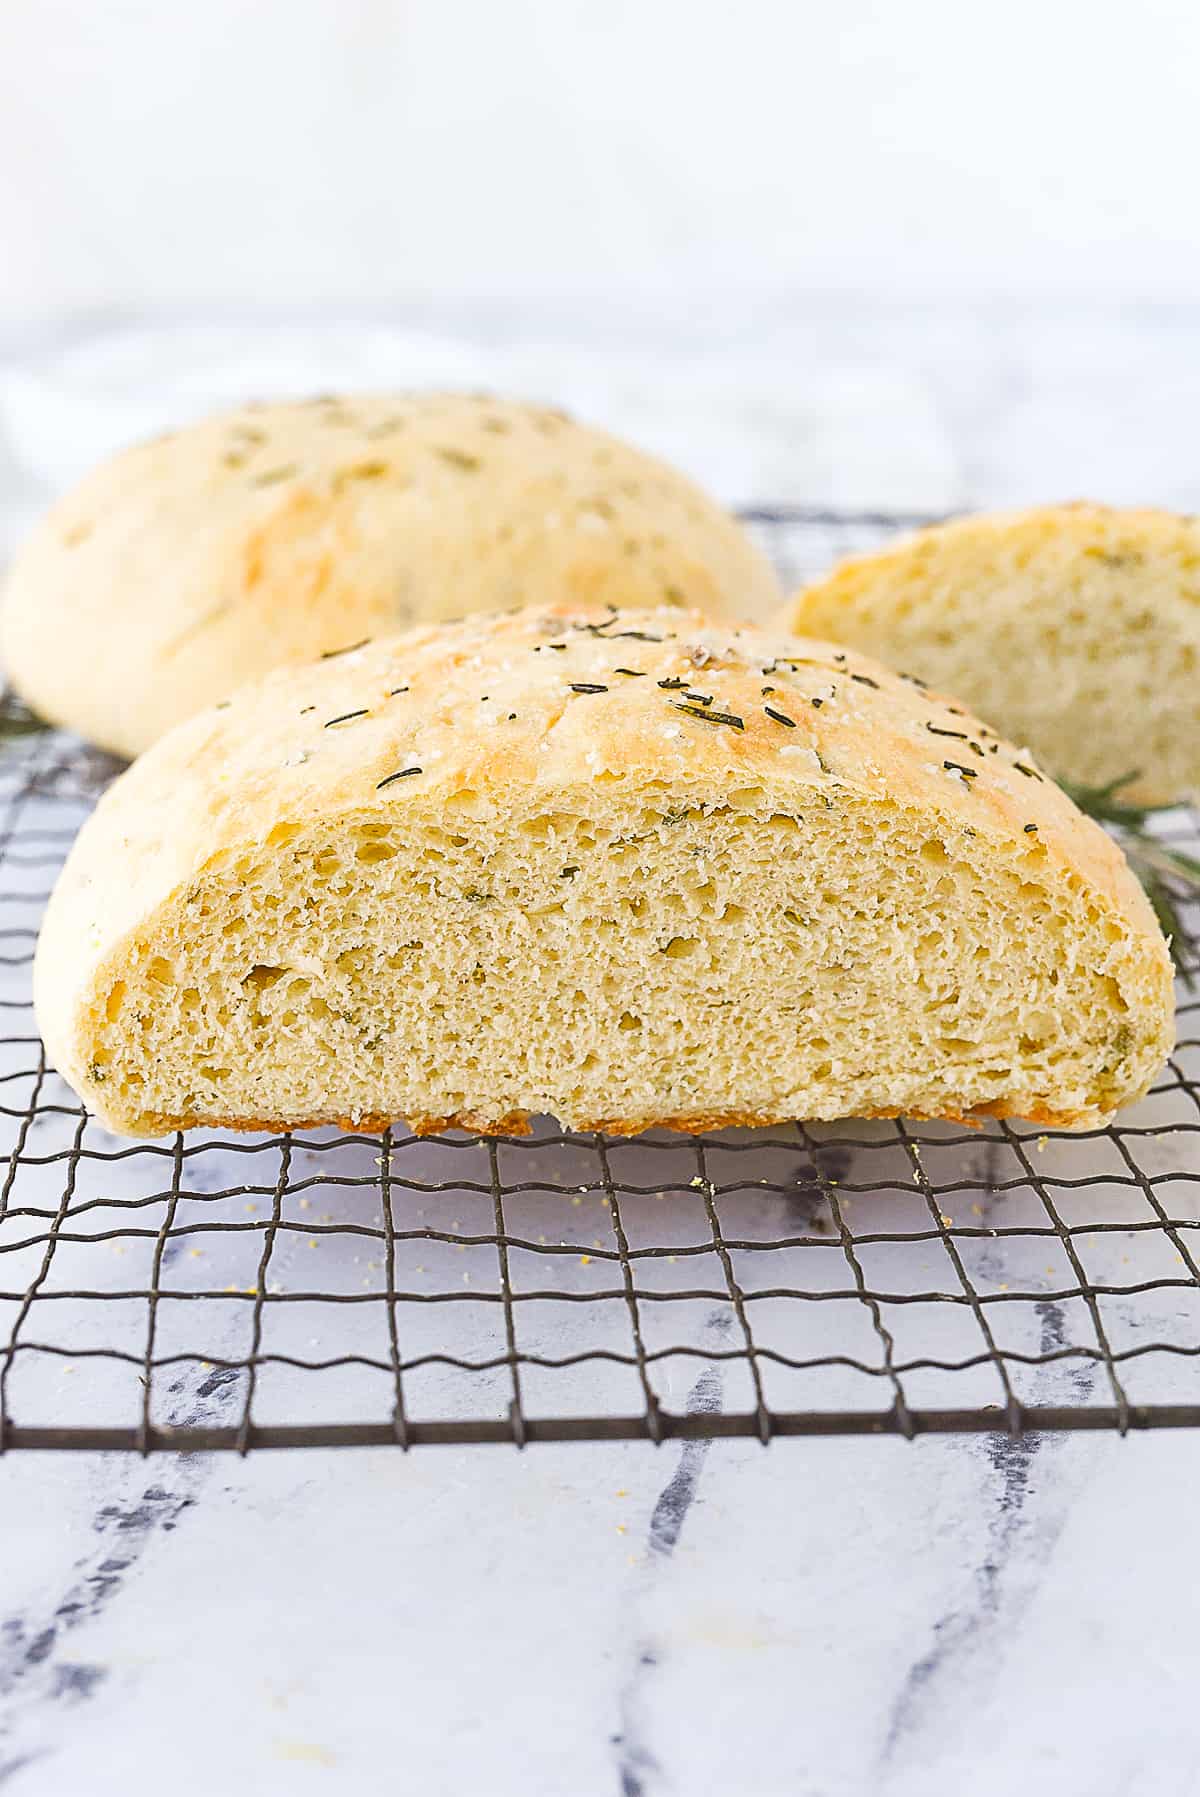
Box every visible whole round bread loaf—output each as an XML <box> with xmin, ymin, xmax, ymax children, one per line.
<box><xmin>36</xmin><ymin>603</ymin><xmax>1173</xmax><ymax>1139</ymax></box>
<box><xmin>787</xmin><ymin>503</ymin><xmax>1200</xmax><ymax>805</ymax></box>
<box><xmin>2</xmin><ymin>392</ymin><xmax>779</xmax><ymax>758</ymax></box>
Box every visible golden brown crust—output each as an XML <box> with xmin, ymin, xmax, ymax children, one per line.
<box><xmin>135</xmin><ymin>1096</ymin><xmax>1094</xmax><ymax>1139</ymax></box>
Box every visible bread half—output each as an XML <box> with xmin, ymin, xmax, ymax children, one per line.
<box><xmin>787</xmin><ymin>503</ymin><xmax>1200</xmax><ymax>805</ymax></box>
<box><xmin>35</xmin><ymin>605</ymin><xmax>1174</xmax><ymax>1139</ymax></box>
<box><xmin>2</xmin><ymin>392</ymin><xmax>779</xmax><ymax>758</ymax></box>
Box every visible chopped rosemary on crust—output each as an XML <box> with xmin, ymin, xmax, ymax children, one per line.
<box><xmin>569</xmin><ymin>683</ymin><xmax>609</xmax><ymax>694</ymax></box>
<box><xmin>320</xmin><ymin>638</ymin><xmax>370</xmax><ymax>659</ymax></box>
<box><xmin>324</xmin><ymin>709</ymin><xmax>370</xmax><ymax>728</ymax></box>
<box><xmin>335</xmin><ymin>460</ymin><xmax>389</xmax><ymax>482</ymax></box>
<box><xmin>671</xmin><ymin>703</ymin><xmax>744</xmax><ymax>731</ymax></box>
<box><xmin>764</xmin><ymin>706</ymin><xmax>797</xmax><ymax>728</ymax></box>
<box><xmin>928</xmin><ymin>725</ymin><xmax>985</xmax><ymax>757</ymax></box>
<box><xmin>376</xmin><ymin>766</ymin><xmax>422</xmax><ymax>788</ymax></box>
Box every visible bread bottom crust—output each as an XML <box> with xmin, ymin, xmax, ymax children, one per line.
<box><xmin>119</xmin><ymin>1095</ymin><xmax>1100</xmax><ymax>1140</ymax></box>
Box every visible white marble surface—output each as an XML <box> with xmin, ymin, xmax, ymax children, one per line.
<box><xmin>1</xmin><ymin>306</ymin><xmax>1199</xmax><ymax>1796</ymax></box>
<box><xmin>4</xmin><ymin>1429</ymin><xmax>1200</xmax><ymax>1796</ymax></box>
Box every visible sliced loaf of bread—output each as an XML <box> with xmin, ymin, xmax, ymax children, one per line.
<box><xmin>787</xmin><ymin>503</ymin><xmax>1200</xmax><ymax>805</ymax></box>
<box><xmin>35</xmin><ymin>604</ymin><xmax>1174</xmax><ymax>1138</ymax></box>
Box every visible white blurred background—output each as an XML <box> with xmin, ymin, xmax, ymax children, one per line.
<box><xmin>1</xmin><ymin>0</ymin><xmax>1199</xmax><ymax>526</ymax></box>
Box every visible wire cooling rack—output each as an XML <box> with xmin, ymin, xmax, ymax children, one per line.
<box><xmin>1</xmin><ymin>507</ymin><xmax>1197</xmax><ymax>1452</ymax></box>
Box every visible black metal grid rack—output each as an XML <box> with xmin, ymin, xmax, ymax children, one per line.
<box><xmin>2</xmin><ymin>507</ymin><xmax>1197</xmax><ymax>1452</ymax></box>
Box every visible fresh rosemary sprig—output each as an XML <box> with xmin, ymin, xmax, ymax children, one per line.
<box><xmin>1063</xmin><ymin>772</ymin><xmax>1200</xmax><ymax>971</ymax></box>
